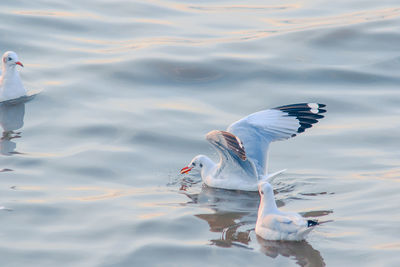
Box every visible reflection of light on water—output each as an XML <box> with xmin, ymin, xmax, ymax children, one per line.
<box><xmin>323</xmin><ymin>231</ymin><xmax>359</xmax><ymax>238</ymax></box>
<box><xmin>17</xmin><ymin>186</ymin><xmax>45</xmax><ymax>191</ymax></box>
<box><xmin>13</xmin><ymin>10</ymin><xmax>100</xmax><ymax>19</ymax></box>
<box><xmin>318</xmin><ymin>115</ymin><xmax>400</xmax><ymax>135</ymax></box>
<box><xmin>147</xmin><ymin>0</ymin><xmax>301</xmax><ymax>13</ymax></box>
<box><xmin>262</xmin><ymin>7</ymin><xmax>400</xmax><ymax>28</ymax></box>
<box><xmin>83</xmin><ymin>58</ymin><xmax>125</xmax><ymax>64</ymax></box>
<box><xmin>67</xmin><ymin>187</ymin><xmax>129</xmax><ymax>201</ymax></box>
<box><xmin>67</xmin><ymin>37</ymin><xmax>203</xmax><ymax>54</ymax></box>
<box><xmin>8</xmin><ymin>144</ymin><xmax>131</xmax><ymax>159</ymax></box>
<box><xmin>62</xmin><ymin>6</ymin><xmax>400</xmax><ymax>55</ymax></box>
<box><xmin>157</xmin><ymin>100</ymin><xmax>228</xmax><ymax>115</ymax></box>
<box><xmin>100</xmin><ymin>97</ymin><xmax>236</xmax><ymax>120</ymax></box>
<box><xmin>11</xmin><ymin>186</ymin><xmax>150</xmax><ymax>203</ymax></box>
<box><xmin>380</xmin><ymin>169</ymin><xmax>400</xmax><ymax>180</ymax></box>
<box><xmin>235</xmin><ymin>7</ymin><xmax>400</xmax><ymax>41</ymax></box>
<box><xmin>158</xmin><ymin>102</ymin><xmax>206</xmax><ymax>113</ymax></box>
<box><xmin>134</xmin><ymin>18</ymin><xmax>174</xmax><ymax>25</ymax></box>
<box><xmin>43</xmin><ymin>81</ymin><xmax>63</xmax><ymax>86</ymax></box>
<box><xmin>351</xmin><ymin>168</ymin><xmax>400</xmax><ymax>180</ymax></box>
<box><xmin>26</xmin><ymin>199</ymin><xmax>46</xmax><ymax>203</ymax></box>
<box><xmin>138</xmin><ymin>212</ymin><xmax>167</xmax><ymax>219</ymax></box>
<box><xmin>16</xmin><ymin>10</ymin><xmax>173</xmax><ymax>26</ymax></box>
<box><xmin>373</xmin><ymin>242</ymin><xmax>400</xmax><ymax>250</ymax></box>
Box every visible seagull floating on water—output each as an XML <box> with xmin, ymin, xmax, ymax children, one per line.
<box><xmin>0</xmin><ymin>51</ymin><xmax>27</xmax><ymax>102</ymax></box>
<box><xmin>180</xmin><ymin>103</ymin><xmax>326</xmax><ymax>191</ymax></box>
<box><xmin>255</xmin><ymin>182</ymin><xmax>318</xmax><ymax>241</ymax></box>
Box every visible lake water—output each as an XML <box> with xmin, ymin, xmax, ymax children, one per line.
<box><xmin>1</xmin><ymin>0</ymin><xmax>400</xmax><ymax>266</ymax></box>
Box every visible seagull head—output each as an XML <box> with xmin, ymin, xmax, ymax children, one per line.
<box><xmin>258</xmin><ymin>181</ymin><xmax>273</xmax><ymax>198</ymax></box>
<box><xmin>2</xmin><ymin>51</ymin><xmax>23</xmax><ymax>69</ymax></box>
<box><xmin>180</xmin><ymin>155</ymin><xmax>207</xmax><ymax>174</ymax></box>
<box><xmin>257</xmin><ymin>181</ymin><xmax>279</xmax><ymax>213</ymax></box>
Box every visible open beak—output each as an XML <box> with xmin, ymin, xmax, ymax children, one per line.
<box><xmin>16</xmin><ymin>61</ymin><xmax>23</xmax><ymax>67</ymax></box>
<box><xmin>180</xmin><ymin>166</ymin><xmax>192</xmax><ymax>174</ymax></box>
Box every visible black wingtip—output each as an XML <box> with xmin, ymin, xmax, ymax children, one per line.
<box><xmin>275</xmin><ymin>103</ymin><xmax>326</xmax><ymax>110</ymax></box>
<box><xmin>307</xmin><ymin>220</ymin><xmax>319</xmax><ymax>227</ymax></box>
<box><xmin>274</xmin><ymin>103</ymin><xmax>327</xmax><ymax>135</ymax></box>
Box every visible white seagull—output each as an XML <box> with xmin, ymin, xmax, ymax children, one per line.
<box><xmin>255</xmin><ymin>182</ymin><xmax>318</xmax><ymax>241</ymax></box>
<box><xmin>0</xmin><ymin>51</ymin><xmax>27</xmax><ymax>101</ymax></box>
<box><xmin>180</xmin><ymin>103</ymin><xmax>326</xmax><ymax>191</ymax></box>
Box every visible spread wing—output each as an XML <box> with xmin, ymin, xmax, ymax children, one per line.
<box><xmin>227</xmin><ymin>103</ymin><xmax>326</xmax><ymax>176</ymax></box>
<box><xmin>206</xmin><ymin>130</ymin><xmax>258</xmax><ymax>179</ymax></box>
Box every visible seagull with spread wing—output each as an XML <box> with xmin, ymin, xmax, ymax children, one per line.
<box><xmin>180</xmin><ymin>103</ymin><xmax>326</xmax><ymax>191</ymax></box>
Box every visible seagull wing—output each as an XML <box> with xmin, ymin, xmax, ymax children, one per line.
<box><xmin>227</xmin><ymin>103</ymin><xmax>326</xmax><ymax>176</ymax></box>
<box><xmin>206</xmin><ymin>130</ymin><xmax>258</xmax><ymax>179</ymax></box>
<box><xmin>264</xmin><ymin>214</ymin><xmax>306</xmax><ymax>233</ymax></box>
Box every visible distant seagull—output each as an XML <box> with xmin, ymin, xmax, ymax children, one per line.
<box><xmin>0</xmin><ymin>51</ymin><xmax>27</xmax><ymax>101</ymax></box>
<box><xmin>255</xmin><ymin>182</ymin><xmax>318</xmax><ymax>241</ymax></box>
<box><xmin>180</xmin><ymin>103</ymin><xmax>326</xmax><ymax>191</ymax></box>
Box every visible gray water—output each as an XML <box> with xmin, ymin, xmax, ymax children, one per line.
<box><xmin>1</xmin><ymin>0</ymin><xmax>400</xmax><ymax>266</ymax></box>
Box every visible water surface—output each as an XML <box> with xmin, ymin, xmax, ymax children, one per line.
<box><xmin>1</xmin><ymin>0</ymin><xmax>400</xmax><ymax>266</ymax></box>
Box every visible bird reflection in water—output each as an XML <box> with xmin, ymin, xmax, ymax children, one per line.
<box><xmin>180</xmin><ymin>185</ymin><xmax>329</xmax><ymax>267</ymax></box>
<box><xmin>182</xmin><ymin>185</ymin><xmax>278</xmax><ymax>248</ymax></box>
<box><xmin>0</xmin><ymin>100</ymin><xmax>25</xmax><ymax>155</ymax></box>
<box><xmin>256</xmin><ymin>235</ymin><xmax>326</xmax><ymax>267</ymax></box>
<box><xmin>196</xmin><ymin>211</ymin><xmax>252</xmax><ymax>248</ymax></box>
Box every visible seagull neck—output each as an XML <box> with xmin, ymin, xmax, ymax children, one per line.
<box><xmin>1</xmin><ymin>65</ymin><xmax>19</xmax><ymax>82</ymax></box>
<box><xmin>200</xmin><ymin>156</ymin><xmax>216</xmax><ymax>179</ymax></box>
<box><xmin>258</xmin><ymin>191</ymin><xmax>279</xmax><ymax>218</ymax></box>
<box><xmin>1</xmin><ymin>65</ymin><xmax>24</xmax><ymax>94</ymax></box>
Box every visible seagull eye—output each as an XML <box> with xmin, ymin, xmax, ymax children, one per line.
<box><xmin>192</xmin><ymin>162</ymin><xmax>196</xmax><ymax>167</ymax></box>
<box><xmin>7</xmin><ymin>57</ymin><xmax>12</xmax><ymax>61</ymax></box>
<box><xmin>260</xmin><ymin>191</ymin><xmax>264</xmax><ymax>195</ymax></box>
<box><xmin>200</xmin><ymin>163</ymin><xmax>203</xmax><ymax>168</ymax></box>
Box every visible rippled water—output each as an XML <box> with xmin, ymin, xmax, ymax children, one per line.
<box><xmin>1</xmin><ymin>0</ymin><xmax>400</xmax><ymax>266</ymax></box>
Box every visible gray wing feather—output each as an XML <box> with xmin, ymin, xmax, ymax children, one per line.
<box><xmin>206</xmin><ymin>130</ymin><xmax>258</xmax><ymax>178</ymax></box>
<box><xmin>228</xmin><ymin>103</ymin><xmax>326</xmax><ymax>176</ymax></box>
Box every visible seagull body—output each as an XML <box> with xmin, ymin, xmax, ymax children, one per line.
<box><xmin>0</xmin><ymin>51</ymin><xmax>26</xmax><ymax>101</ymax></box>
<box><xmin>255</xmin><ymin>182</ymin><xmax>318</xmax><ymax>241</ymax></box>
<box><xmin>181</xmin><ymin>103</ymin><xmax>326</xmax><ymax>191</ymax></box>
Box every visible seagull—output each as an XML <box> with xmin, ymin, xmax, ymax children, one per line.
<box><xmin>180</xmin><ymin>103</ymin><xmax>326</xmax><ymax>191</ymax></box>
<box><xmin>255</xmin><ymin>182</ymin><xmax>318</xmax><ymax>241</ymax></box>
<box><xmin>0</xmin><ymin>51</ymin><xmax>27</xmax><ymax>101</ymax></box>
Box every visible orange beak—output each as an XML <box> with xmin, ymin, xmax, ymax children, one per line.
<box><xmin>180</xmin><ymin>166</ymin><xmax>192</xmax><ymax>174</ymax></box>
<box><xmin>16</xmin><ymin>61</ymin><xmax>23</xmax><ymax>67</ymax></box>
